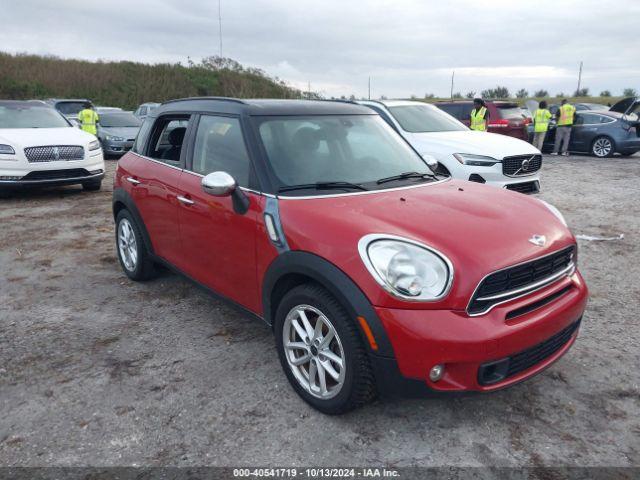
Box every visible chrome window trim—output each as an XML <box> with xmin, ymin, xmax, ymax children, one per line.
<box><xmin>466</xmin><ymin>245</ymin><xmax>576</xmax><ymax>317</ymax></box>
<box><xmin>277</xmin><ymin>177</ymin><xmax>450</xmax><ymax>200</ymax></box>
<box><xmin>357</xmin><ymin>233</ymin><xmax>454</xmax><ymax>302</ymax></box>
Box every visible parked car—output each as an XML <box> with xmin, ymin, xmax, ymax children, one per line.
<box><xmin>96</xmin><ymin>106</ymin><xmax>123</xmax><ymax>114</ymax></box>
<box><xmin>97</xmin><ymin>111</ymin><xmax>142</xmax><ymax>158</ymax></box>
<box><xmin>434</xmin><ymin>100</ymin><xmax>529</xmax><ymax>141</ymax></box>
<box><xmin>0</xmin><ymin>100</ymin><xmax>105</xmax><ymax>196</ymax></box>
<box><xmin>542</xmin><ymin>110</ymin><xmax>640</xmax><ymax>157</ymax></box>
<box><xmin>112</xmin><ymin>97</ymin><xmax>588</xmax><ymax>414</ymax></box>
<box><xmin>358</xmin><ymin>100</ymin><xmax>542</xmax><ymax>194</ymax></box>
<box><xmin>134</xmin><ymin>102</ymin><xmax>160</xmax><ymax>120</ymax></box>
<box><xmin>609</xmin><ymin>96</ymin><xmax>640</xmax><ymax>116</ymax></box>
<box><xmin>45</xmin><ymin>98</ymin><xmax>93</xmax><ymax>121</ymax></box>
<box><xmin>548</xmin><ymin>102</ymin><xmax>609</xmax><ymax>116</ymax></box>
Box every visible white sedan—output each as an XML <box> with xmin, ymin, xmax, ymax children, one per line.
<box><xmin>0</xmin><ymin>100</ymin><xmax>105</xmax><ymax>197</ymax></box>
<box><xmin>358</xmin><ymin>100</ymin><xmax>542</xmax><ymax>194</ymax></box>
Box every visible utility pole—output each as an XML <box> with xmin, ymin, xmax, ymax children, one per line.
<box><xmin>368</xmin><ymin>77</ymin><xmax>371</xmax><ymax>100</ymax></box>
<box><xmin>218</xmin><ymin>0</ymin><xmax>223</xmax><ymax>57</ymax></box>
<box><xmin>308</xmin><ymin>81</ymin><xmax>311</xmax><ymax>100</ymax></box>
<box><xmin>450</xmin><ymin>70</ymin><xmax>455</xmax><ymax>100</ymax></box>
<box><xmin>576</xmin><ymin>61</ymin><xmax>583</xmax><ymax>96</ymax></box>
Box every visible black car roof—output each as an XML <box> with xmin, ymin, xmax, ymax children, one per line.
<box><xmin>156</xmin><ymin>97</ymin><xmax>374</xmax><ymax>116</ymax></box>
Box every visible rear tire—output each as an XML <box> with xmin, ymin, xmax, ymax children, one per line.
<box><xmin>115</xmin><ymin>209</ymin><xmax>156</xmax><ymax>281</ymax></box>
<box><xmin>274</xmin><ymin>283</ymin><xmax>377</xmax><ymax>414</ymax></box>
<box><xmin>82</xmin><ymin>180</ymin><xmax>102</xmax><ymax>191</ymax></box>
<box><xmin>591</xmin><ymin>136</ymin><xmax>614</xmax><ymax>158</ymax></box>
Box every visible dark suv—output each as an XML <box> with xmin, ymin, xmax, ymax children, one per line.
<box><xmin>434</xmin><ymin>101</ymin><xmax>529</xmax><ymax>141</ymax></box>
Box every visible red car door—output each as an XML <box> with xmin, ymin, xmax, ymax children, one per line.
<box><xmin>128</xmin><ymin>116</ymin><xmax>191</xmax><ymax>266</ymax></box>
<box><xmin>176</xmin><ymin>114</ymin><xmax>261</xmax><ymax>313</ymax></box>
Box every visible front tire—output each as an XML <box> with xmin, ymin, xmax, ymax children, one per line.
<box><xmin>115</xmin><ymin>209</ymin><xmax>156</xmax><ymax>281</ymax></box>
<box><xmin>274</xmin><ymin>283</ymin><xmax>376</xmax><ymax>414</ymax></box>
<box><xmin>591</xmin><ymin>136</ymin><xmax>614</xmax><ymax>158</ymax></box>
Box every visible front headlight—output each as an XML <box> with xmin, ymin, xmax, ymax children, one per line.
<box><xmin>539</xmin><ymin>199</ymin><xmax>567</xmax><ymax>226</ymax></box>
<box><xmin>89</xmin><ymin>140</ymin><xmax>101</xmax><ymax>151</ymax></box>
<box><xmin>358</xmin><ymin>234</ymin><xmax>453</xmax><ymax>301</ymax></box>
<box><xmin>453</xmin><ymin>153</ymin><xmax>499</xmax><ymax>166</ymax></box>
<box><xmin>105</xmin><ymin>135</ymin><xmax>125</xmax><ymax>141</ymax></box>
<box><xmin>0</xmin><ymin>144</ymin><xmax>16</xmax><ymax>155</ymax></box>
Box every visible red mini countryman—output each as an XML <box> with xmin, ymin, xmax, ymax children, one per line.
<box><xmin>113</xmin><ymin>98</ymin><xmax>588</xmax><ymax>414</ymax></box>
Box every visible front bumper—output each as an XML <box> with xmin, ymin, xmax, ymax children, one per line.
<box><xmin>102</xmin><ymin>139</ymin><xmax>134</xmax><ymax>156</ymax></box>
<box><xmin>372</xmin><ymin>270</ymin><xmax>588</xmax><ymax>394</ymax></box>
<box><xmin>444</xmin><ymin>158</ymin><xmax>541</xmax><ymax>194</ymax></box>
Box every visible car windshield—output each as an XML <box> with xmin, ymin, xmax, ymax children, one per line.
<box><xmin>497</xmin><ymin>106</ymin><xmax>525</xmax><ymax>120</ymax></box>
<box><xmin>256</xmin><ymin>115</ymin><xmax>435</xmax><ymax>193</ymax></box>
<box><xmin>0</xmin><ymin>105</ymin><xmax>70</xmax><ymax>129</ymax></box>
<box><xmin>387</xmin><ymin>104</ymin><xmax>468</xmax><ymax>133</ymax></box>
<box><xmin>100</xmin><ymin>113</ymin><xmax>142</xmax><ymax>127</ymax></box>
<box><xmin>55</xmin><ymin>102</ymin><xmax>86</xmax><ymax>116</ymax></box>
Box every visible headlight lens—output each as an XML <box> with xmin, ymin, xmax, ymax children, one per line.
<box><xmin>453</xmin><ymin>153</ymin><xmax>499</xmax><ymax>166</ymax></box>
<box><xmin>539</xmin><ymin>199</ymin><xmax>567</xmax><ymax>226</ymax></box>
<box><xmin>358</xmin><ymin>234</ymin><xmax>453</xmax><ymax>301</ymax></box>
<box><xmin>89</xmin><ymin>140</ymin><xmax>101</xmax><ymax>151</ymax></box>
<box><xmin>0</xmin><ymin>144</ymin><xmax>16</xmax><ymax>155</ymax></box>
<box><xmin>105</xmin><ymin>135</ymin><xmax>125</xmax><ymax>141</ymax></box>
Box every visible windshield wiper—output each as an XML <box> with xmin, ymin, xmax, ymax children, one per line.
<box><xmin>278</xmin><ymin>181</ymin><xmax>369</xmax><ymax>193</ymax></box>
<box><xmin>376</xmin><ymin>171</ymin><xmax>434</xmax><ymax>185</ymax></box>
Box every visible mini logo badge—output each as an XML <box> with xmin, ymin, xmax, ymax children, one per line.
<box><xmin>529</xmin><ymin>234</ymin><xmax>546</xmax><ymax>247</ymax></box>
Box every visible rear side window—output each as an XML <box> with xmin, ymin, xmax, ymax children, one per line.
<box><xmin>436</xmin><ymin>104</ymin><xmax>463</xmax><ymax>120</ymax></box>
<box><xmin>191</xmin><ymin>115</ymin><xmax>251</xmax><ymax>187</ymax></box>
<box><xmin>146</xmin><ymin>116</ymin><xmax>191</xmax><ymax>166</ymax></box>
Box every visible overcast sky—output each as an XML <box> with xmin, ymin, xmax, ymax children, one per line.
<box><xmin>2</xmin><ymin>0</ymin><xmax>639</xmax><ymax>98</ymax></box>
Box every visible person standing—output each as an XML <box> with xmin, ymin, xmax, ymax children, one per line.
<box><xmin>551</xmin><ymin>99</ymin><xmax>575</xmax><ymax>156</ymax></box>
<box><xmin>77</xmin><ymin>102</ymin><xmax>99</xmax><ymax>136</ymax></box>
<box><xmin>469</xmin><ymin>98</ymin><xmax>489</xmax><ymax>132</ymax></box>
<box><xmin>532</xmin><ymin>100</ymin><xmax>552</xmax><ymax>151</ymax></box>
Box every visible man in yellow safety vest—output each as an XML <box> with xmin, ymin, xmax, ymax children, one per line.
<box><xmin>551</xmin><ymin>99</ymin><xmax>575</xmax><ymax>156</ymax></box>
<box><xmin>469</xmin><ymin>98</ymin><xmax>489</xmax><ymax>131</ymax></box>
<box><xmin>532</xmin><ymin>100</ymin><xmax>552</xmax><ymax>151</ymax></box>
<box><xmin>77</xmin><ymin>102</ymin><xmax>99</xmax><ymax>136</ymax></box>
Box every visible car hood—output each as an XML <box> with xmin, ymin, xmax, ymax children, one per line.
<box><xmin>0</xmin><ymin>127</ymin><xmax>95</xmax><ymax>148</ymax></box>
<box><xmin>98</xmin><ymin>126</ymin><xmax>140</xmax><ymax>139</ymax></box>
<box><xmin>278</xmin><ymin>179</ymin><xmax>574</xmax><ymax>308</ymax></box>
<box><xmin>405</xmin><ymin>130</ymin><xmax>540</xmax><ymax>159</ymax></box>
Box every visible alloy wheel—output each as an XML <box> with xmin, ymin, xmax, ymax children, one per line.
<box><xmin>283</xmin><ymin>305</ymin><xmax>346</xmax><ymax>399</ymax></box>
<box><xmin>118</xmin><ymin>218</ymin><xmax>138</xmax><ymax>271</ymax></box>
<box><xmin>593</xmin><ymin>138</ymin><xmax>612</xmax><ymax>157</ymax></box>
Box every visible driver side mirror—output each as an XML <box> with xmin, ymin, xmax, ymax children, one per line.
<box><xmin>421</xmin><ymin>153</ymin><xmax>439</xmax><ymax>174</ymax></box>
<box><xmin>201</xmin><ymin>171</ymin><xmax>249</xmax><ymax>215</ymax></box>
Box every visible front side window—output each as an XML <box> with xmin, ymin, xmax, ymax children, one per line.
<box><xmin>191</xmin><ymin>115</ymin><xmax>251</xmax><ymax>186</ymax></box>
<box><xmin>388</xmin><ymin>105</ymin><xmax>467</xmax><ymax>133</ymax></box>
<box><xmin>255</xmin><ymin>115</ymin><xmax>435</xmax><ymax>194</ymax></box>
<box><xmin>147</xmin><ymin>116</ymin><xmax>190</xmax><ymax>164</ymax></box>
<box><xmin>0</xmin><ymin>105</ymin><xmax>70</xmax><ymax>129</ymax></box>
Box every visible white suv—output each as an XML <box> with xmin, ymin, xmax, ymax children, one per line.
<box><xmin>358</xmin><ymin>100</ymin><xmax>542</xmax><ymax>194</ymax></box>
<box><xmin>0</xmin><ymin>101</ymin><xmax>105</xmax><ymax>197</ymax></box>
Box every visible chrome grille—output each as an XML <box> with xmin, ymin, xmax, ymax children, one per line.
<box><xmin>24</xmin><ymin>145</ymin><xmax>85</xmax><ymax>163</ymax></box>
<box><xmin>503</xmin><ymin>154</ymin><xmax>542</xmax><ymax>176</ymax></box>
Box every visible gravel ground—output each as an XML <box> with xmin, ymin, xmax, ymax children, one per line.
<box><xmin>0</xmin><ymin>154</ymin><xmax>638</xmax><ymax>468</ymax></box>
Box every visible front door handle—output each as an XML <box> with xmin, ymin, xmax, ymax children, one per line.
<box><xmin>126</xmin><ymin>177</ymin><xmax>141</xmax><ymax>185</ymax></box>
<box><xmin>177</xmin><ymin>195</ymin><xmax>195</xmax><ymax>205</ymax></box>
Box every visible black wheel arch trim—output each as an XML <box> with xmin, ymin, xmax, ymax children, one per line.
<box><xmin>262</xmin><ymin>250</ymin><xmax>395</xmax><ymax>358</ymax></box>
<box><xmin>112</xmin><ymin>187</ymin><xmax>155</xmax><ymax>255</ymax></box>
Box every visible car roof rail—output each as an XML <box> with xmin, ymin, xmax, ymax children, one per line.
<box><xmin>161</xmin><ymin>96</ymin><xmax>248</xmax><ymax>106</ymax></box>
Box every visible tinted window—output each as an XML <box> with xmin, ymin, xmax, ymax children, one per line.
<box><xmin>0</xmin><ymin>105</ymin><xmax>70</xmax><ymax>129</ymax></box>
<box><xmin>55</xmin><ymin>102</ymin><xmax>86</xmax><ymax>116</ymax></box>
<box><xmin>256</xmin><ymin>115</ymin><xmax>432</xmax><ymax>192</ymax></box>
<box><xmin>436</xmin><ymin>104</ymin><xmax>463</xmax><ymax>120</ymax></box>
<box><xmin>497</xmin><ymin>106</ymin><xmax>525</xmax><ymax>120</ymax></box>
<box><xmin>139</xmin><ymin>107</ymin><xmax>147</xmax><ymax>116</ymax></box>
<box><xmin>388</xmin><ymin>105</ymin><xmax>467</xmax><ymax>132</ymax></box>
<box><xmin>578</xmin><ymin>113</ymin><xmax>607</xmax><ymax>125</ymax></box>
<box><xmin>132</xmin><ymin>119</ymin><xmax>153</xmax><ymax>154</ymax></box>
<box><xmin>191</xmin><ymin>115</ymin><xmax>251</xmax><ymax>186</ymax></box>
<box><xmin>100</xmin><ymin>112</ymin><xmax>142</xmax><ymax>127</ymax></box>
<box><xmin>147</xmin><ymin>116</ymin><xmax>190</xmax><ymax>165</ymax></box>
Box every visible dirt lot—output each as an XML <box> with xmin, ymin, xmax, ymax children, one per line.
<box><xmin>0</xmin><ymin>155</ymin><xmax>638</xmax><ymax>468</ymax></box>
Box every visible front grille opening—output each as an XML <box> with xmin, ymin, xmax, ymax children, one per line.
<box><xmin>22</xmin><ymin>169</ymin><xmax>92</xmax><ymax>181</ymax></box>
<box><xmin>468</xmin><ymin>174</ymin><xmax>486</xmax><ymax>183</ymax></box>
<box><xmin>468</xmin><ymin>246</ymin><xmax>575</xmax><ymax>315</ymax></box>
<box><xmin>503</xmin><ymin>154</ymin><xmax>542</xmax><ymax>176</ymax></box>
<box><xmin>506</xmin><ymin>181</ymin><xmax>540</xmax><ymax>194</ymax></box>
<box><xmin>24</xmin><ymin>145</ymin><xmax>85</xmax><ymax>163</ymax></box>
<box><xmin>478</xmin><ymin>318</ymin><xmax>581</xmax><ymax>386</ymax></box>
<box><xmin>505</xmin><ymin>285</ymin><xmax>573</xmax><ymax>320</ymax></box>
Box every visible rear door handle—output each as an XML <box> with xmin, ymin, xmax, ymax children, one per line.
<box><xmin>126</xmin><ymin>177</ymin><xmax>141</xmax><ymax>185</ymax></box>
<box><xmin>177</xmin><ymin>195</ymin><xmax>195</xmax><ymax>205</ymax></box>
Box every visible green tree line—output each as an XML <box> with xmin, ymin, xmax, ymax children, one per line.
<box><xmin>0</xmin><ymin>52</ymin><xmax>303</xmax><ymax>109</ymax></box>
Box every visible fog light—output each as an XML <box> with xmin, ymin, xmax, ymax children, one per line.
<box><xmin>89</xmin><ymin>169</ymin><xmax>103</xmax><ymax>175</ymax></box>
<box><xmin>429</xmin><ymin>364</ymin><xmax>444</xmax><ymax>382</ymax></box>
